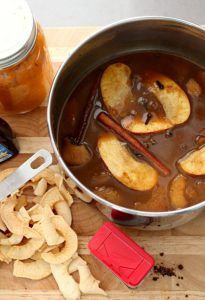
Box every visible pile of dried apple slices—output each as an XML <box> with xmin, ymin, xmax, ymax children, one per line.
<box><xmin>0</xmin><ymin>165</ymin><xmax>106</xmax><ymax>300</ymax></box>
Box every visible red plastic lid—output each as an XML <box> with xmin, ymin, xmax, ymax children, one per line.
<box><xmin>88</xmin><ymin>221</ymin><xmax>154</xmax><ymax>288</ymax></box>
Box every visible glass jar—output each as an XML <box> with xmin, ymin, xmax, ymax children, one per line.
<box><xmin>0</xmin><ymin>0</ymin><xmax>53</xmax><ymax>115</ymax></box>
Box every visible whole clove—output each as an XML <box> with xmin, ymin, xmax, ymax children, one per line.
<box><xmin>156</xmin><ymin>80</ymin><xmax>164</xmax><ymax>90</ymax></box>
<box><xmin>144</xmin><ymin>112</ymin><xmax>153</xmax><ymax>125</ymax></box>
<box><xmin>165</xmin><ymin>129</ymin><xmax>173</xmax><ymax>138</ymax></box>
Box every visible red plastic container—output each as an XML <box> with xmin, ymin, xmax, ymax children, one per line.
<box><xmin>88</xmin><ymin>221</ymin><xmax>154</xmax><ymax>288</ymax></box>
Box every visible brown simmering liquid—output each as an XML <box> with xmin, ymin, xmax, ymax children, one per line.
<box><xmin>58</xmin><ymin>52</ymin><xmax>205</xmax><ymax>212</ymax></box>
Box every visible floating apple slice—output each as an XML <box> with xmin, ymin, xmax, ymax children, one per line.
<box><xmin>186</xmin><ymin>78</ymin><xmax>202</xmax><ymax>97</ymax></box>
<box><xmin>125</xmin><ymin>72</ymin><xmax>191</xmax><ymax>133</ymax></box>
<box><xmin>95</xmin><ymin>186</ymin><xmax>121</xmax><ymax>203</ymax></box>
<box><xmin>135</xmin><ymin>186</ymin><xmax>168</xmax><ymax>212</ymax></box>
<box><xmin>97</xmin><ymin>133</ymin><xmax>158</xmax><ymax>191</ymax></box>
<box><xmin>100</xmin><ymin>63</ymin><xmax>134</xmax><ymax>118</ymax></box>
<box><xmin>101</xmin><ymin>64</ymin><xmax>191</xmax><ymax>133</ymax></box>
<box><xmin>179</xmin><ymin>146</ymin><xmax>205</xmax><ymax>176</ymax></box>
<box><xmin>62</xmin><ymin>139</ymin><xmax>92</xmax><ymax>166</ymax></box>
<box><xmin>122</xmin><ymin>116</ymin><xmax>172</xmax><ymax>134</ymax></box>
<box><xmin>169</xmin><ymin>175</ymin><xmax>187</xmax><ymax>209</ymax></box>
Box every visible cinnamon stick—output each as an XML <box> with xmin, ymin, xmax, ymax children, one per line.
<box><xmin>73</xmin><ymin>72</ymin><xmax>102</xmax><ymax>145</ymax></box>
<box><xmin>97</xmin><ymin>111</ymin><xmax>170</xmax><ymax>176</ymax></box>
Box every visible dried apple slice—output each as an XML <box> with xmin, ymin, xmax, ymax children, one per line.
<box><xmin>41</xmin><ymin>216</ymin><xmax>78</xmax><ymax>264</ymax></box>
<box><xmin>0</xmin><ymin>237</ymin><xmax>44</xmax><ymax>260</ymax></box>
<box><xmin>0</xmin><ymin>234</ymin><xmax>23</xmax><ymax>246</ymax></box>
<box><xmin>13</xmin><ymin>259</ymin><xmax>51</xmax><ymax>280</ymax></box>
<box><xmin>98</xmin><ymin>133</ymin><xmax>158</xmax><ymax>191</ymax></box>
<box><xmin>100</xmin><ymin>63</ymin><xmax>134</xmax><ymax>118</ymax></box>
<box><xmin>34</xmin><ymin>178</ymin><xmax>48</xmax><ymax>196</ymax></box>
<box><xmin>51</xmin><ymin>263</ymin><xmax>80</xmax><ymax>300</ymax></box>
<box><xmin>179</xmin><ymin>146</ymin><xmax>205</xmax><ymax>176</ymax></box>
<box><xmin>68</xmin><ymin>255</ymin><xmax>87</xmax><ymax>274</ymax></box>
<box><xmin>169</xmin><ymin>175</ymin><xmax>187</xmax><ymax>209</ymax></box>
<box><xmin>54</xmin><ymin>200</ymin><xmax>72</xmax><ymax>226</ymax></box>
<box><xmin>125</xmin><ymin>72</ymin><xmax>191</xmax><ymax>133</ymax></box>
<box><xmin>78</xmin><ymin>265</ymin><xmax>107</xmax><ymax>296</ymax></box>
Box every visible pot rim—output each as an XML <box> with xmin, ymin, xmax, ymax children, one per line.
<box><xmin>47</xmin><ymin>16</ymin><xmax>205</xmax><ymax>217</ymax></box>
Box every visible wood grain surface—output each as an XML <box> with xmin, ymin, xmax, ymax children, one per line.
<box><xmin>0</xmin><ymin>27</ymin><xmax>205</xmax><ymax>300</ymax></box>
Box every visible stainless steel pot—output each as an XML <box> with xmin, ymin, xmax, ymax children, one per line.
<box><xmin>47</xmin><ymin>17</ymin><xmax>205</xmax><ymax>230</ymax></box>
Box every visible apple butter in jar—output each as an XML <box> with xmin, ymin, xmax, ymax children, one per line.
<box><xmin>0</xmin><ymin>0</ymin><xmax>53</xmax><ymax>115</ymax></box>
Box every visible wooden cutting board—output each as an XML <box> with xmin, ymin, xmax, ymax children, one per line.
<box><xmin>0</xmin><ymin>27</ymin><xmax>205</xmax><ymax>300</ymax></box>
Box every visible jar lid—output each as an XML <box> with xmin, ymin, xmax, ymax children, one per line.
<box><xmin>0</xmin><ymin>0</ymin><xmax>37</xmax><ymax>69</ymax></box>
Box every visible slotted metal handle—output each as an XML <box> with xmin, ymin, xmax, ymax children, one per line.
<box><xmin>0</xmin><ymin>149</ymin><xmax>52</xmax><ymax>201</ymax></box>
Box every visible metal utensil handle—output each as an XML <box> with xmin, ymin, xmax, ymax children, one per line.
<box><xmin>0</xmin><ymin>149</ymin><xmax>52</xmax><ymax>201</ymax></box>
